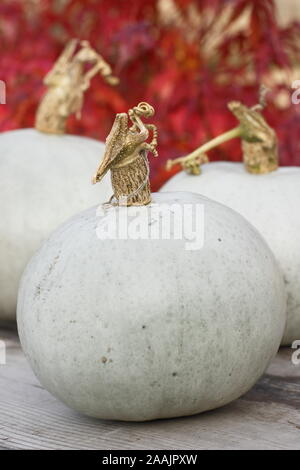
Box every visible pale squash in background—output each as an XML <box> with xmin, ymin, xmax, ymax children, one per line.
<box><xmin>0</xmin><ymin>129</ymin><xmax>111</xmax><ymax>323</ymax></box>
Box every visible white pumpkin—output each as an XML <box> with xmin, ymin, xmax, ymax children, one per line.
<box><xmin>0</xmin><ymin>128</ymin><xmax>112</xmax><ymax>323</ymax></box>
<box><xmin>17</xmin><ymin>191</ymin><xmax>286</xmax><ymax>421</ymax></box>
<box><xmin>0</xmin><ymin>39</ymin><xmax>117</xmax><ymax>323</ymax></box>
<box><xmin>161</xmin><ymin>162</ymin><xmax>300</xmax><ymax>346</ymax></box>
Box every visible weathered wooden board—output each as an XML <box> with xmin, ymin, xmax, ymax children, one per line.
<box><xmin>0</xmin><ymin>328</ymin><xmax>299</xmax><ymax>450</ymax></box>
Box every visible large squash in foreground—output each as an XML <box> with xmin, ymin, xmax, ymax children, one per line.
<box><xmin>17</xmin><ymin>104</ymin><xmax>286</xmax><ymax>421</ymax></box>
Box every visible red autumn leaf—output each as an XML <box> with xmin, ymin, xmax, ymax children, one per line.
<box><xmin>0</xmin><ymin>0</ymin><xmax>299</xmax><ymax>188</ymax></box>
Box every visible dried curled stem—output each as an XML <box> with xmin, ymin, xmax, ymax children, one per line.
<box><xmin>92</xmin><ymin>102</ymin><xmax>158</xmax><ymax>206</ymax></box>
<box><xmin>166</xmin><ymin>127</ymin><xmax>241</xmax><ymax>174</ymax></box>
<box><xmin>166</xmin><ymin>85</ymin><xmax>278</xmax><ymax>175</ymax></box>
<box><xmin>35</xmin><ymin>39</ymin><xmax>119</xmax><ymax>134</ymax></box>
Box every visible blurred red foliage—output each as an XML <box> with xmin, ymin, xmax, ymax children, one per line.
<box><xmin>0</xmin><ymin>0</ymin><xmax>300</xmax><ymax>189</ymax></box>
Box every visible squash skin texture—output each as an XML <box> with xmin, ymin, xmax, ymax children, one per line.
<box><xmin>161</xmin><ymin>162</ymin><xmax>300</xmax><ymax>345</ymax></box>
<box><xmin>0</xmin><ymin>129</ymin><xmax>112</xmax><ymax>322</ymax></box>
<box><xmin>17</xmin><ymin>192</ymin><xmax>286</xmax><ymax>421</ymax></box>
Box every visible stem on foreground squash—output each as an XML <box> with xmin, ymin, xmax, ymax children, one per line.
<box><xmin>92</xmin><ymin>102</ymin><xmax>158</xmax><ymax>207</ymax></box>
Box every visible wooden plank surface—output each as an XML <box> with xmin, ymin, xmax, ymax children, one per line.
<box><xmin>0</xmin><ymin>328</ymin><xmax>299</xmax><ymax>450</ymax></box>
